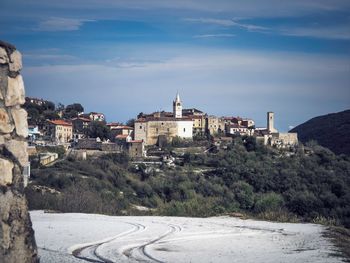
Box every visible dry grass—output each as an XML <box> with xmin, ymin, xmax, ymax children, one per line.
<box><xmin>324</xmin><ymin>226</ymin><xmax>350</xmax><ymax>262</ymax></box>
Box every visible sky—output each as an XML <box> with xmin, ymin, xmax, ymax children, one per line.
<box><xmin>1</xmin><ymin>0</ymin><xmax>349</xmax><ymax>131</ymax></box>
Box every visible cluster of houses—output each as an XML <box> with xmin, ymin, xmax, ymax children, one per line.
<box><xmin>27</xmin><ymin>93</ymin><xmax>298</xmax><ymax>159</ymax></box>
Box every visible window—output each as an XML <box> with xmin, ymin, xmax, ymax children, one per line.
<box><xmin>167</xmin><ymin>128</ymin><xmax>170</xmax><ymax>132</ymax></box>
<box><xmin>156</xmin><ymin>128</ymin><xmax>158</xmax><ymax>133</ymax></box>
<box><xmin>140</xmin><ymin>126</ymin><xmax>142</xmax><ymax>129</ymax></box>
<box><xmin>183</xmin><ymin>128</ymin><xmax>186</xmax><ymax>132</ymax></box>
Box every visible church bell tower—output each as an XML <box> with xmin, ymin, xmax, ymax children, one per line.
<box><xmin>173</xmin><ymin>92</ymin><xmax>182</xmax><ymax>118</ymax></box>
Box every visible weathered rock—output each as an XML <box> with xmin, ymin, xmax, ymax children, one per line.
<box><xmin>0</xmin><ymin>134</ymin><xmax>10</xmax><ymax>145</ymax></box>
<box><xmin>5</xmin><ymin>75</ymin><xmax>25</xmax><ymax>106</ymax></box>
<box><xmin>4</xmin><ymin>140</ymin><xmax>28</xmax><ymax>167</ymax></box>
<box><xmin>0</xmin><ymin>65</ymin><xmax>8</xmax><ymax>100</ymax></box>
<box><xmin>9</xmin><ymin>50</ymin><xmax>22</xmax><ymax>72</ymax></box>
<box><xmin>0</xmin><ymin>48</ymin><xmax>8</xmax><ymax>64</ymax></box>
<box><xmin>0</xmin><ymin>41</ymin><xmax>38</xmax><ymax>263</ymax></box>
<box><xmin>0</xmin><ymin>108</ymin><xmax>14</xmax><ymax>133</ymax></box>
<box><xmin>0</xmin><ymin>158</ymin><xmax>14</xmax><ymax>185</ymax></box>
<box><xmin>10</xmin><ymin>107</ymin><xmax>28</xmax><ymax>138</ymax></box>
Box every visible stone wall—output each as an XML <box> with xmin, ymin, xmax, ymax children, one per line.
<box><xmin>0</xmin><ymin>41</ymin><xmax>38</xmax><ymax>262</ymax></box>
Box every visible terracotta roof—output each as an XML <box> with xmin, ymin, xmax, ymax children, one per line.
<box><xmin>114</xmin><ymin>125</ymin><xmax>133</xmax><ymax>130</ymax></box>
<box><xmin>107</xmin><ymin>122</ymin><xmax>121</xmax><ymax>126</ymax></box>
<box><xmin>116</xmin><ymin>134</ymin><xmax>129</xmax><ymax>139</ymax></box>
<box><xmin>48</xmin><ymin>120</ymin><xmax>72</xmax><ymax>126</ymax></box>
<box><xmin>135</xmin><ymin>117</ymin><xmax>192</xmax><ymax>122</ymax></box>
<box><xmin>71</xmin><ymin>117</ymin><xmax>91</xmax><ymax>122</ymax></box>
<box><xmin>129</xmin><ymin>140</ymin><xmax>143</xmax><ymax>143</ymax></box>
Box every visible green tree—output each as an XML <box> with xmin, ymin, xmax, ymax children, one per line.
<box><xmin>87</xmin><ymin>121</ymin><xmax>111</xmax><ymax>140</ymax></box>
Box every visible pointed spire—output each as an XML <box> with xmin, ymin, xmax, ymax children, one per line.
<box><xmin>176</xmin><ymin>91</ymin><xmax>181</xmax><ymax>102</ymax></box>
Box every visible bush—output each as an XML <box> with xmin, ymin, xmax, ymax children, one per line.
<box><xmin>254</xmin><ymin>192</ymin><xmax>284</xmax><ymax>213</ymax></box>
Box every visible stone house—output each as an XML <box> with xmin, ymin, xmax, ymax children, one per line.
<box><xmin>226</xmin><ymin>123</ymin><xmax>250</xmax><ymax>136</ymax></box>
<box><xmin>183</xmin><ymin>108</ymin><xmax>207</xmax><ymax>135</ymax></box>
<box><xmin>128</xmin><ymin>140</ymin><xmax>145</xmax><ymax>158</ymax></box>
<box><xmin>71</xmin><ymin>116</ymin><xmax>91</xmax><ymax>140</ymax></box>
<box><xmin>45</xmin><ymin>119</ymin><xmax>73</xmax><ymax>144</ymax></box>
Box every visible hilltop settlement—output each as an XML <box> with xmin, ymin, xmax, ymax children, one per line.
<box><xmin>25</xmin><ymin>93</ymin><xmax>298</xmax><ymax>164</ymax></box>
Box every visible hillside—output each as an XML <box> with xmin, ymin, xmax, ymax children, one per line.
<box><xmin>26</xmin><ymin>138</ymin><xmax>350</xmax><ymax>228</ymax></box>
<box><xmin>290</xmin><ymin>110</ymin><xmax>350</xmax><ymax>155</ymax></box>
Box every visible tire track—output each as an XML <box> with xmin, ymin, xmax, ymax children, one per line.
<box><xmin>72</xmin><ymin>222</ymin><xmax>146</xmax><ymax>263</ymax></box>
<box><xmin>123</xmin><ymin>224</ymin><xmax>182</xmax><ymax>263</ymax></box>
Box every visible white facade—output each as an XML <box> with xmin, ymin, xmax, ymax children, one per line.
<box><xmin>176</xmin><ymin>120</ymin><xmax>193</xmax><ymax>139</ymax></box>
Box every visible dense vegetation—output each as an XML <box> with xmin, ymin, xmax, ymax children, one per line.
<box><xmin>26</xmin><ymin>139</ymin><xmax>350</xmax><ymax>228</ymax></box>
<box><xmin>290</xmin><ymin>109</ymin><xmax>350</xmax><ymax>155</ymax></box>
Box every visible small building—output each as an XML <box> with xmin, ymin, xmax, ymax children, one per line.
<box><xmin>111</xmin><ymin>125</ymin><xmax>134</xmax><ymax>136</ymax></box>
<box><xmin>39</xmin><ymin>152</ymin><xmax>58</xmax><ymax>166</ymax></box>
<box><xmin>89</xmin><ymin>112</ymin><xmax>105</xmax><ymax>121</ymax></box>
<box><xmin>79</xmin><ymin>112</ymin><xmax>105</xmax><ymax>122</ymax></box>
<box><xmin>44</xmin><ymin>120</ymin><xmax>73</xmax><ymax>144</ymax></box>
<box><xmin>128</xmin><ymin>140</ymin><xmax>145</xmax><ymax>158</ymax></box>
<box><xmin>28</xmin><ymin>125</ymin><xmax>41</xmax><ymax>142</ymax></box>
<box><xmin>206</xmin><ymin>116</ymin><xmax>220</xmax><ymax>135</ymax></box>
<box><xmin>71</xmin><ymin>117</ymin><xmax>91</xmax><ymax>140</ymax></box>
<box><xmin>226</xmin><ymin>123</ymin><xmax>251</xmax><ymax>136</ymax></box>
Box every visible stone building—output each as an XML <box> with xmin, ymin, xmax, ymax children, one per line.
<box><xmin>45</xmin><ymin>119</ymin><xmax>73</xmax><ymax>143</ymax></box>
<box><xmin>255</xmin><ymin>112</ymin><xmax>298</xmax><ymax>148</ymax></box>
<box><xmin>226</xmin><ymin>123</ymin><xmax>250</xmax><ymax>136</ymax></box>
<box><xmin>71</xmin><ymin>116</ymin><xmax>91</xmax><ymax>140</ymax></box>
<box><xmin>0</xmin><ymin>41</ymin><xmax>38</xmax><ymax>262</ymax></box>
<box><xmin>182</xmin><ymin>108</ymin><xmax>207</xmax><ymax>135</ymax></box>
<box><xmin>128</xmin><ymin>140</ymin><xmax>145</xmax><ymax>158</ymax></box>
<box><xmin>134</xmin><ymin>93</ymin><xmax>193</xmax><ymax>146</ymax></box>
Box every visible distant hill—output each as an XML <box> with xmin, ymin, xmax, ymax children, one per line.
<box><xmin>290</xmin><ymin>110</ymin><xmax>350</xmax><ymax>155</ymax></box>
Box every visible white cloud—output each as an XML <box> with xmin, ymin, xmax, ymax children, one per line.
<box><xmin>193</xmin><ymin>34</ymin><xmax>235</xmax><ymax>38</ymax></box>
<box><xmin>22</xmin><ymin>47</ymin><xmax>350</xmax><ymax>127</ymax></box>
<box><xmin>184</xmin><ymin>18</ymin><xmax>267</xmax><ymax>32</ymax></box>
<box><xmin>35</xmin><ymin>17</ymin><xmax>94</xmax><ymax>31</ymax></box>
<box><xmin>279</xmin><ymin>25</ymin><xmax>350</xmax><ymax>40</ymax></box>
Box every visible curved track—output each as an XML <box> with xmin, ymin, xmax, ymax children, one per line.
<box><xmin>123</xmin><ymin>224</ymin><xmax>182</xmax><ymax>263</ymax></box>
<box><xmin>72</xmin><ymin>222</ymin><xmax>146</xmax><ymax>263</ymax></box>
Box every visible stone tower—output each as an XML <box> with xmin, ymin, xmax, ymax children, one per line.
<box><xmin>173</xmin><ymin>92</ymin><xmax>182</xmax><ymax>118</ymax></box>
<box><xmin>0</xmin><ymin>41</ymin><xmax>38</xmax><ymax>263</ymax></box>
<box><xmin>267</xmin><ymin>111</ymin><xmax>277</xmax><ymax>133</ymax></box>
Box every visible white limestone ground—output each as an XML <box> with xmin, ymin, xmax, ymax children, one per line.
<box><xmin>30</xmin><ymin>211</ymin><xmax>345</xmax><ymax>263</ymax></box>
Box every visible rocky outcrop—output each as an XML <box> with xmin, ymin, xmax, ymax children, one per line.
<box><xmin>0</xmin><ymin>40</ymin><xmax>38</xmax><ymax>262</ymax></box>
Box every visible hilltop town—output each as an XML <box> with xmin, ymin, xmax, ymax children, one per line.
<box><xmin>25</xmin><ymin>93</ymin><xmax>298</xmax><ymax>166</ymax></box>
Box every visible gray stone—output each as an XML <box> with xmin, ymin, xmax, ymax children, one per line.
<box><xmin>0</xmin><ymin>47</ymin><xmax>9</xmax><ymax>64</ymax></box>
<box><xmin>5</xmin><ymin>140</ymin><xmax>28</xmax><ymax>167</ymax></box>
<box><xmin>0</xmin><ymin>158</ymin><xmax>14</xmax><ymax>185</ymax></box>
<box><xmin>10</xmin><ymin>106</ymin><xmax>28</xmax><ymax>138</ymax></box>
<box><xmin>5</xmin><ymin>75</ymin><xmax>25</xmax><ymax>106</ymax></box>
<box><xmin>0</xmin><ymin>134</ymin><xmax>10</xmax><ymax>145</ymax></box>
<box><xmin>9</xmin><ymin>50</ymin><xmax>22</xmax><ymax>72</ymax></box>
<box><xmin>0</xmin><ymin>108</ymin><xmax>15</xmax><ymax>133</ymax></box>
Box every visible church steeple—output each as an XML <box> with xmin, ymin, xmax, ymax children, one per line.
<box><xmin>173</xmin><ymin>92</ymin><xmax>182</xmax><ymax>118</ymax></box>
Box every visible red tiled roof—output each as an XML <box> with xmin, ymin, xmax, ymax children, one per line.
<box><xmin>135</xmin><ymin>117</ymin><xmax>192</xmax><ymax>122</ymax></box>
<box><xmin>116</xmin><ymin>134</ymin><xmax>129</xmax><ymax>139</ymax></box>
<box><xmin>115</xmin><ymin>125</ymin><xmax>133</xmax><ymax>129</ymax></box>
<box><xmin>107</xmin><ymin>122</ymin><xmax>121</xmax><ymax>126</ymax></box>
<box><xmin>71</xmin><ymin>117</ymin><xmax>91</xmax><ymax>122</ymax></box>
<box><xmin>129</xmin><ymin>140</ymin><xmax>143</xmax><ymax>143</ymax></box>
<box><xmin>48</xmin><ymin>120</ymin><xmax>72</xmax><ymax>126</ymax></box>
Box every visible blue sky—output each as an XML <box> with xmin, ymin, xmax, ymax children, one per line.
<box><xmin>1</xmin><ymin>0</ymin><xmax>349</xmax><ymax>131</ymax></box>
